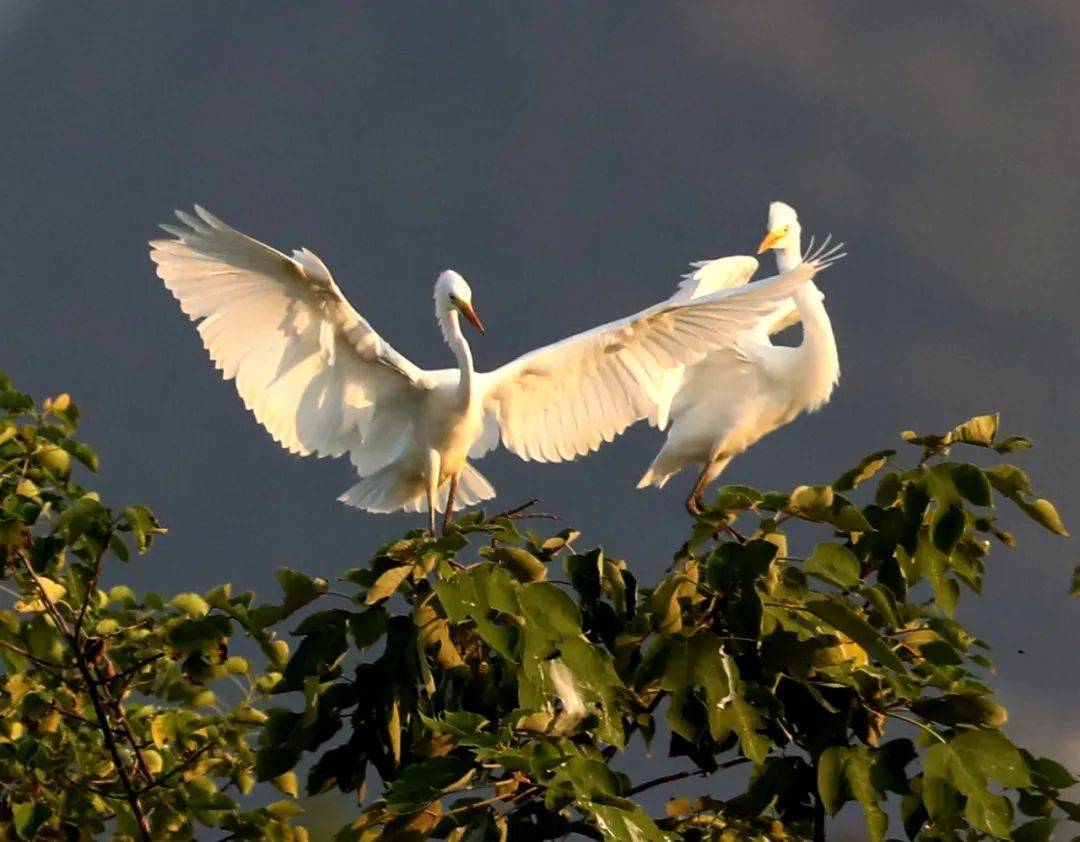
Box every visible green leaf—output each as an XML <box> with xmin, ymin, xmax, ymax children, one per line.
<box><xmin>272</xmin><ymin>771</ymin><xmax>299</xmax><ymax>798</ymax></box>
<box><xmin>12</xmin><ymin>800</ymin><xmax>50</xmax><ymax>839</ymax></box>
<box><xmin>384</xmin><ymin>756</ymin><xmax>474</xmax><ymax>815</ymax></box>
<box><xmin>994</xmin><ymin>435</ymin><xmax>1034</xmax><ymax>454</ymax></box>
<box><xmin>62</xmin><ymin>440</ymin><xmax>99</xmax><ymax>472</ymax></box>
<box><xmin>712</xmin><ymin>685</ymin><xmax>769</xmax><ymax>764</ymax></box>
<box><xmin>1012</xmin><ymin>818</ymin><xmax>1058</xmax><ymax>842</ymax></box>
<box><xmin>833</xmin><ymin>450</ymin><xmax>895</xmax><ymax>492</ymax></box>
<box><xmin>817</xmin><ymin>746</ymin><xmax>846</xmax><ymax>814</ymax></box>
<box><xmin>255</xmin><ymin>745</ymin><xmax>301</xmax><ymax>781</ymax></box>
<box><xmin>984</xmin><ymin>464</ymin><xmax>1033</xmax><ymax>498</ymax></box>
<box><xmin>277</xmin><ymin>568</ymin><xmax>329</xmax><ymax>612</ymax></box>
<box><xmin>951</xmin><ymin>464</ymin><xmax>993</xmax><ymax>507</ymax></box>
<box><xmin>806</xmin><ymin>543</ymin><xmax>861</xmax><ymax>587</ymax></box>
<box><xmin>925</xmin><ymin>730</ymin><xmax>1029</xmax><ymax>838</ymax></box>
<box><xmin>952</xmin><ymin>413</ymin><xmax>999</xmax><ymax>447</ymax></box>
<box><xmin>911</xmin><ymin>694</ymin><xmax>1008</xmax><ymax>728</ymax></box>
<box><xmin>489</xmin><ymin>546</ymin><xmax>547</xmax><ymax>583</ymax></box>
<box><xmin>518</xmin><ymin>582</ymin><xmax>582</xmax><ymax>637</ymax></box>
<box><xmin>844</xmin><ymin>747</ymin><xmax>889</xmax><ymax>842</ymax></box>
<box><xmin>364</xmin><ymin>564</ymin><xmax>411</xmax><ymax>604</ymax></box>
<box><xmin>787</xmin><ymin>485</ymin><xmax>835</xmax><ymax>519</ymax></box>
<box><xmin>1014</xmin><ymin>497</ymin><xmax>1068</xmax><ymax>537</ymax></box>
<box><xmin>805</xmin><ymin>597</ymin><xmax>906</xmax><ymax>673</ymax></box>
<box><xmin>265</xmin><ymin>799</ymin><xmax>304</xmax><ymax>820</ymax></box>
<box><xmin>169</xmin><ymin>592</ymin><xmax>210</xmax><ymax>618</ymax></box>
<box><xmin>122</xmin><ymin>504</ymin><xmax>165</xmax><ymax>552</ymax></box>
<box><xmin>348</xmin><ymin>607</ymin><xmax>388</xmax><ymax>651</ymax></box>
<box><xmin>931</xmin><ymin>502</ymin><xmax>966</xmax><ymax>554</ymax></box>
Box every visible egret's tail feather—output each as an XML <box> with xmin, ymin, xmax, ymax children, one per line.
<box><xmin>339</xmin><ymin>464</ymin><xmax>423</xmax><ymax>514</ymax></box>
<box><xmin>455</xmin><ymin>462</ymin><xmax>497</xmax><ymax>508</ymax></box>
<box><xmin>403</xmin><ymin>463</ymin><xmax>497</xmax><ymax>513</ymax></box>
<box><xmin>342</xmin><ymin>462</ymin><xmax>497</xmax><ymax>515</ymax></box>
<box><xmin>636</xmin><ymin>465</ymin><xmax>673</xmax><ymax>490</ymax></box>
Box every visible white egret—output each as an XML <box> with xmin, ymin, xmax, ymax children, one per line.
<box><xmin>151</xmin><ymin>206</ymin><xmax>839</xmax><ymax>533</ymax></box>
<box><xmin>637</xmin><ymin>202</ymin><xmax>842</xmax><ymax>514</ymax></box>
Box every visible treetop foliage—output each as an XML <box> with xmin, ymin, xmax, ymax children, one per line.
<box><xmin>0</xmin><ymin>373</ymin><xmax>1073</xmax><ymax>841</ymax></box>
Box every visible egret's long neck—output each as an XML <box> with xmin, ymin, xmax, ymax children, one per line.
<box><xmin>789</xmin><ymin>280</ymin><xmax>839</xmax><ymax>411</ymax></box>
<box><xmin>438</xmin><ymin>307</ymin><xmax>475</xmax><ymax>403</ymax></box>
<box><xmin>774</xmin><ymin>222</ymin><xmax>838</xmax><ymax>408</ymax></box>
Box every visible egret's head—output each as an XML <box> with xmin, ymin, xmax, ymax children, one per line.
<box><xmin>757</xmin><ymin>201</ymin><xmax>801</xmax><ymax>253</ymax></box>
<box><xmin>436</xmin><ymin>269</ymin><xmax>484</xmax><ymax>334</ymax></box>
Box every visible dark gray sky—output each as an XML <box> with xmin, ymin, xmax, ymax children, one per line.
<box><xmin>4</xmin><ymin>0</ymin><xmax>1079</xmax><ymax>822</ymax></box>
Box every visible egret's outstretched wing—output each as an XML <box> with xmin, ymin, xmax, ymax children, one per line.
<box><xmin>652</xmin><ymin>255</ymin><xmax>763</xmax><ymax>428</ymax></box>
<box><xmin>673</xmin><ymin>254</ymin><xmax>804</xmax><ymax>335</ymax></box>
<box><xmin>150</xmin><ymin>206</ymin><xmax>431</xmax><ymax>467</ymax></box>
<box><xmin>670</xmin><ymin>255</ymin><xmax>759</xmax><ymax>302</ymax></box>
<box><xmin>481</xmin><ymin>255</ymin><xmax>838</xmax><ymax>462</ymax></box>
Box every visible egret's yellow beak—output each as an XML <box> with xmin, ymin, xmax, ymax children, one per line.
<box><xmin>456</xmin><ymin>300</ymin><xmax>485</xmax><ymax>334</ymax></box>
<box><xmin>757</xmin><ymin>228</ymin><xmax>786</xmax><ymax>254</ymax></box>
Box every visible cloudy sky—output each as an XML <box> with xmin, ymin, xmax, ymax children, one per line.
<box><xmin>4</xmin><ymin>2</ymin><xmax>1078</xmax><ymax>830</ymax></box>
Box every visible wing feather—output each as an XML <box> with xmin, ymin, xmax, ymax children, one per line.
<box><xmin>481</xmin><ymin>256</ymin><xmax>836</xmax><ymax>462</ymax></box>
<box><xmin>150</xmin><ymin>206</ymin><xmax>430</xmax><ymax>466</ymax></box>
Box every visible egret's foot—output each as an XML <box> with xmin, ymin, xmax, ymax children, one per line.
<box><xmin>685</xmin><ymin>492</ymin><xmax>704</xmax><ymax>517</ymax></box>
<box><xmin>441</xmin><ymin>510</ymin><xmax>455</xmax><ymax>535</ymax></box>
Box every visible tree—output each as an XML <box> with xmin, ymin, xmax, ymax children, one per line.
<box><xmin>0</xmin><ymin>372</ymin><xmax>1074</xmax><ymax>841</ymax></box>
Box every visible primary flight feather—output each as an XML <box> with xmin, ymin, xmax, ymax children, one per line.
<box><xmin>151</xmin><ymin>206</ymin><xmax>840</xmax><ymax>532</ymax></box>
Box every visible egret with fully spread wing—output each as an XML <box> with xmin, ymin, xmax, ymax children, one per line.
<box><xmin>151</xmin><ymin>206</ymin><xmax>839</xmax><ymax>532</ymax></box>
<box><xmin>638</xmin><ymin>202</ymin><xmax>842</xmax><ymax>514</ymax></box>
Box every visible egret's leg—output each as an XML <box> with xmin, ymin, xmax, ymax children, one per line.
<box><xmin>425</xmin><ymin>450</ymin><xmax>441</xmax><ymax>535</ymax></box>
<box><xmin>685</xmin><ymin>467</ymin><xmax>710</xmax><ymax>517</ymax></box>
<box><xmin>442</xmin><ymin>473</ymin><xmax>459</xmax><ymax>534</ymax></box>
<box><xmin>685</xmin><ymin>454</ymin><xmax>733</xmax><ymax>517</ymax></box>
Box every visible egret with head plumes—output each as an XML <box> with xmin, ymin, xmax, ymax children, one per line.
<box><xmin>638</xmin><ymin>202</ymin><xmax>843</xmax><ymax>514</ymax></box>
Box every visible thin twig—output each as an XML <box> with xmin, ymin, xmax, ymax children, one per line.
<box><xmin>16</xmin><ymin>550</ymin><xmax>71</xmax><ymax>636</ymax></box>
<box><xmin>106</xmin><ymin>653</ymin><xmax>165</xmax><ymax>691</ymax></box>
<box><xmin>499</xmin><ymin>499</ymin><xmax>540</xmax><ymax>518</ymax></box>
<box><xmin>74</xmin><ymin>528</ymin><xmax>112</xmax><ymax>645</ymax></box>
<box><xmin>884</xmin><ymin>711</ymin><xmax>947</xmax><ymax>744</ymax></box>
<box><xmin>0</xmin><ymin>638</ymin><xmax>69</xmax><ymax>677</ymax></box>
<box><xmin>623</xmin><ymin>756</ymin><xmax>749</xmax><ymax>797</ymax></box>
<box><xmin>109</xmin><ymin>698</ymin><xmax>156</xmax><ymax>787</ymax></box>
<box><xmin>140</xmin><ymin>743</ymin><xmax>214</xmax><ymax>794</ymax></box>
<box><xmin>625</xmin><ymin>768</ymin><xmax>709</xmax><ymax>797</ymax></box>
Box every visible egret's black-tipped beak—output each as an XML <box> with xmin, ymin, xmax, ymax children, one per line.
<box><xmin>457</xmin><ymin>300</ymin><xmax>485</xmax><ymax>334</ymax></box>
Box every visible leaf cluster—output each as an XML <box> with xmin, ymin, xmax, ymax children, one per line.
<box><xmin>1</xmin><ymin>374</ymin><xmax>1074</xmax><ymax>842</ymax></box>
<box><xmin>260</xmin><ymin>413</ymin><xmax>1074</xmax><ymax>840</ymax></box>
<box><xmin>0</xmin><ymin>375</ymin><xmax>304</xmax><ymax>841</ymax></box>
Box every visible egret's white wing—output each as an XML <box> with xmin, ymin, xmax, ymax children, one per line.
<box><xmin>150</xmin><ymin>207</ymin><xmax>431</xmax><ymax>468</ymax></box>
<box><xmin>670</xmin><ymin>255</ymin><xmax>759</xmax><ymax>302</ymax></box>
<box><xmin>480</xmin><ymin>259</ymin><xmax>833</xmax><ymax>463</ymax></box>
<box><xmin>654</xmin><ymin>255</ymin><xmax>761</xmax><ymax>428</ymax></box>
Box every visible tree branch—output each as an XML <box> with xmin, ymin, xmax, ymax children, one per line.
<box><xmin>624</xmin><ymin>757</ymin><xmax>750</xmax><ymax>798</ymax></box>
<box><xmin>74</xmin><ymin>655</ymin><xmax>152</xmax><ymax>840</ymax></box>
<box><xmin>74</xmin><ymin>528</ymin><xmax>112</xmax><ymax>645</ymax></box>
<box><xmin>16</xmin><ymin>550</ymin><xmax>71</xmax><ymax>636</ymax></box>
